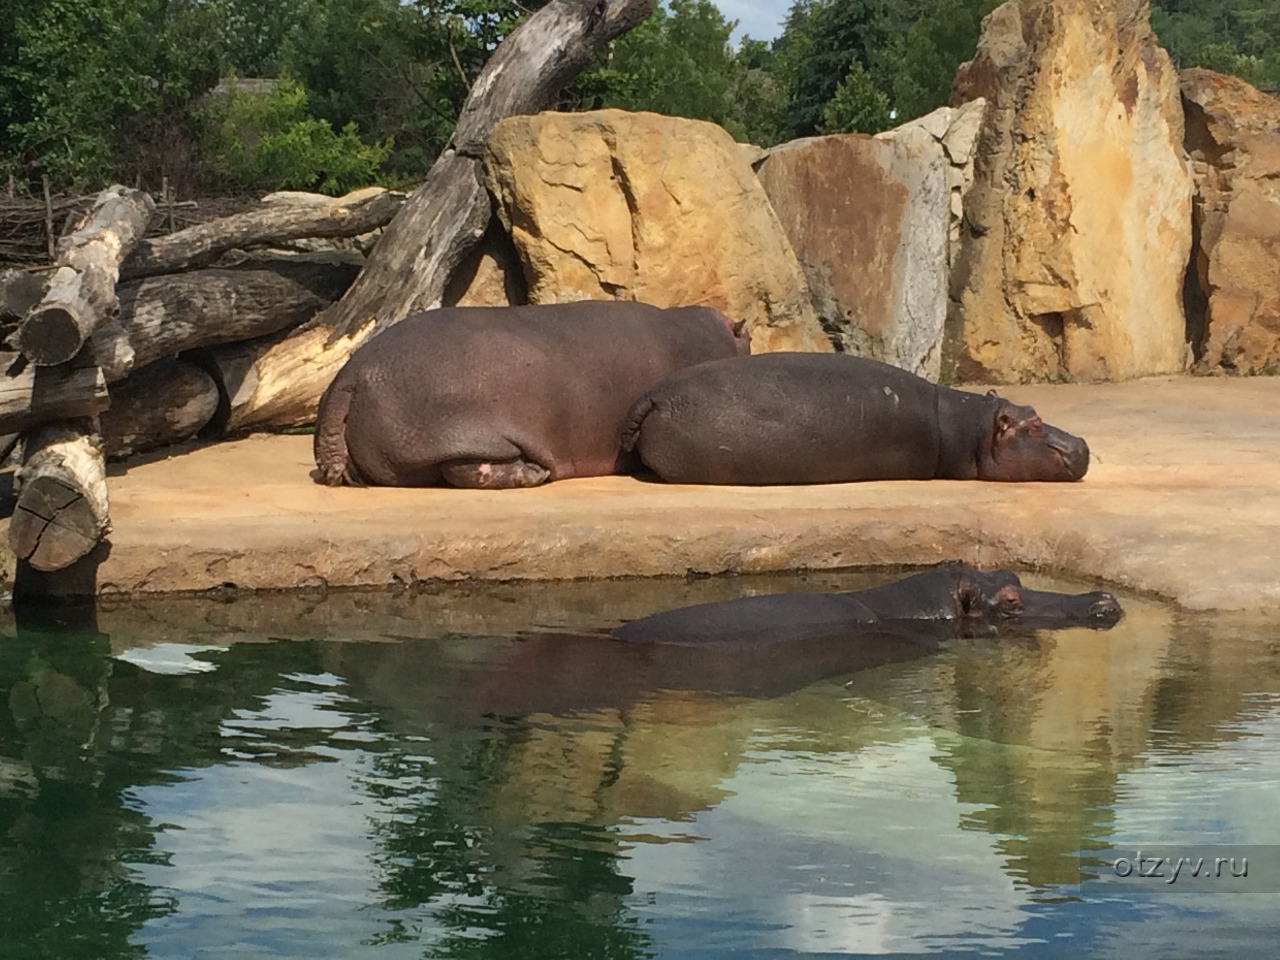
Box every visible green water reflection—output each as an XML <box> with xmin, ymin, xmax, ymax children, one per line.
<box><xmin>0</xmin><ymin>571</ymin><xmax>1277</xmax><ymax>959</ymax></box>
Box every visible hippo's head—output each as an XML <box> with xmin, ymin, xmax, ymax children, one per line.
<box><xmin>955</xmin><ymin>568</ymin><xmax>1123</xmax><ymax>631</ymax></box>
<box><xmin>1016</xmin><ymin>587</ymin><xmax>1123</xmax><ymax>628</ymax></box>
<box><xmin>977</xmin><ymin>395</ymin><xmax>1090</xmax><ymax>482</ymax></box>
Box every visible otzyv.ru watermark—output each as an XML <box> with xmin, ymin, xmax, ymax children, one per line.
<box><xmin>1081</xmin><ymin>846</ymin><xmax>1278</xmax><ymax>893</ymax></box>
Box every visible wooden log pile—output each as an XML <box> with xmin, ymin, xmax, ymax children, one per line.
<box><xmin>0</xmin><ymin>0</ymin><xmax>654</xmax><ymax>575</ymax></box>
<box><xmin>1</xmin><ymin>187</ymin><xmax>392</xmax><ymax>572</ymax></box>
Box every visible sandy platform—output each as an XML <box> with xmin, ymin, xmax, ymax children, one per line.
<box><xmin>1</xmin><ymin>375</ymin><xmax>1276</xmax><ymax>611</ymax></box>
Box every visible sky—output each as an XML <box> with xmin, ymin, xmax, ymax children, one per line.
<box><xmin>715</xmin><ymin>0</ymin><xmax>792</xmax><ymax>43</ymax></box>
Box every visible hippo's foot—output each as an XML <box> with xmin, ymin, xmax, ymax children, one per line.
<box><xmin>440</xmin><ymin>458</ymin><xmax>551</xmax><ymax>489</ymax></box>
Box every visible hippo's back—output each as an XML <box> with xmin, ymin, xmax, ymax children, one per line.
<box><xmin>623</xmin><ymin>352</ymin><xmax>942</xmax><ymax>485</ymax></box>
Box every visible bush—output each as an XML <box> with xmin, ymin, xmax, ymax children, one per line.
<box><xmin>198</xmin><ymin>75</ymin><xmax>391</xmax><ymax>194</ymax></box>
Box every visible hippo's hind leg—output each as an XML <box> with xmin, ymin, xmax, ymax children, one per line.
<box><xmin>439</xmin><ymin>458</ymin><xmax>551</xmax><ymax>489</ymax></box>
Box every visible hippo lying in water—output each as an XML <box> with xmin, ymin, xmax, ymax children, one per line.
<box><xmin>622</xmin><ymin>353</ymin><xmax>1090</xmax><ymax>485</ymax></box>
<box><xmin>414</xmin><ymin>567</ymin><xmax>1122</xmax><ymax>716</ymax></box>
<box><xmin>612</xmin><ymin>565</ymin><xmax>1122</xmax><ymax>645</ymax></box>
<box><xmin>314</xmin><ymin>301</ymin><xmax>750</xmax><ymax>487</ymax></box>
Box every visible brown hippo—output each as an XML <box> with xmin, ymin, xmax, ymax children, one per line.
<box><xmin>314</xmin><ymin>301</ymin><xmax>750</xmax><ymax>487</ymax></box>
<box><xmin>622</xmin><ymin>352</ymin><xmax>1090</xmax><ymax>485</ymax></box>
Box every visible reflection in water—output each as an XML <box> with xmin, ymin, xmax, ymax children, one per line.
<box><xmin>0</xmin><ymin>573</ymin><xmax>1277</xmax><ymax>959</ymax></box>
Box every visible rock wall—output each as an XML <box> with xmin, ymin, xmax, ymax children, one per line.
<box><xmin>1181</xmin><ymin>68</ymin><xmax>1280</xmax><ymax>375</ymax></box>
<box><xmin>948</xmin><ymin>0</ymin><xmax>1193</xmax><ymax>383</ymax></box>
<box><xmin>484</xmin><ymin>109</ymin><xmax>831</xmax><ymax>354</ymax></box>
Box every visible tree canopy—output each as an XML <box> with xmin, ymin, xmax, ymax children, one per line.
<box><xmin>0</xmin><ymin>0</ymin><xmax>1275</xmax><ymax>197</ymax></box>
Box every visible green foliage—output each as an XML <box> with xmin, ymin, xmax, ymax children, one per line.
<box><xmin>1152</xmin><ymin>0</ymin><xmax>1280</xmax><ymax>89</ymax></box>
<box><xmin>818</xmin><ymin>58</ymin><xmax>891</xmax><ymax>133</ymax></box>
<box><xmin>886</xmin><ymin>0</ymin><xmax>998</xmax><ymax>122</ymax></box>
<box><xmin>772</xmin><ymin>0</ymin><xmax>927</xmax><ymax>138</ymax></box>
<box><xmin>198</xmin><ymin>76</ymin><xmax>392</xmax><ymax>194</ymax></box>
<box><xmin>0</xmin><ymin>0</ymin><xmax>224</xmax><ymax>189</ymax></box>
<box><xmin>277</xmin><ymin>0</ymin><xmax>538</xmax><ymax>180</ymax></box>
<box><xmin>576</xmin><ymin>1</ymin><xmax>741</xmax><ymax>130</ymax></box>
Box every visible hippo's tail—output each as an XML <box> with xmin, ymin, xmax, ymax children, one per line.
<box><xmin>313</xmin><ymin>372</ymin><xmax>362</xmax><ymax>486</ymax></box>
<box><xmin>620</xmin><ymin>393</ymin><xmax>657</xmax><ymax>454</ymax></box>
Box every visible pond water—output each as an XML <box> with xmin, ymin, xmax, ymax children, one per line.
<box><xmin>1</xmin><ymin>570</ymin><xmax>1278</xmax><ymax>960</ymax></box>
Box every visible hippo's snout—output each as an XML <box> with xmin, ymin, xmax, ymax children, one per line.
<box><xmin>1088</xmin><ymin>592</ymin><xmax>1123</xmax><ymax>626</ymax></box>
<box><xmin>1046</xmin><ymin>425</ymin><xmax>1090</xmax><ymax>481</ymax></box>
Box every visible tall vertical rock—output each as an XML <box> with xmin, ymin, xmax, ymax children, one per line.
<box><xmin>757</xmin><ymin>127</ymin><xmax>950</xmax><ymax>379</ymax></box>
<box><xmin>1181</xmin><ymin>68</ymin><xmax>1280</xmax><ymax>375</ymax></box>
<box><xmin>948</xmin><ymin>0</ymin><xmax>1193</xmax><ymax>383</ymax></box>
<box><xmin>484</xmin><ymin>110</ymin><xmax>831</xmax><ymax>354</ymax></box>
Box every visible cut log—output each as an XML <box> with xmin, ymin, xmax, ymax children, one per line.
<box><xmin>13</xmin><ymin>186</ymin><xmax>155</xmax><ymax>366</ymax></box>
<box><xmin>0</xmin><ymin>355</ymin><xmax>110</xmax><ymax>434</ymax></box>
<box><xmin>9</xmin><ymin>419</ymin><xmax>110</xmax><ymax>572</ymax></box>
<box><xmin>91</xmin><ymin>253</ymin><xmax>362</xmax><ymax>382</ymax></box>
<box><xmin>100</xmin><ymin>358</ymin><xmax>219</xmax><ymax>459</ymax></box>
<box><xmin>210</xmin><ymin>0</ymin><xmax>654</xmax><ymax>431</ymax></box>
<box><xmin>1</xmin><ymin>268</ymin><xmax>50</xmax><ymax>321</ymax></box>
<box><xmin>120</xmin><ymin>187</ymin><xmax>402</xmax><ymax>279</ymax></box>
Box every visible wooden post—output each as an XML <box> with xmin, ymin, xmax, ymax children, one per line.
<box><xmin>41</xmin><ymin>176</ymin><xmax>55</xmax><ymax>261</ymax></box>
<box><xmin>9</xmin><ymin>418</ymin><xmax>111</xmax><ymax>572</ymax></box>
<box><xmin>163</xmin><ymin>175</ymin><xmax>176</xmax><ymax>233</ymax></box>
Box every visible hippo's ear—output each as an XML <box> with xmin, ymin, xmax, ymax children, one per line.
<box><xmin>986</xmin><ymin>389</ymin><xmax>1000</xmax><ymax>398</ymax></box>
<box><xmin>732</xmin><ymin>319</ymin><xmax>749</xmax><ymax>338</ymax></box>
<box><xmin>957</xmin><ymin>578</ymin><xmax>983</xmax><ymax>617</ymax></box>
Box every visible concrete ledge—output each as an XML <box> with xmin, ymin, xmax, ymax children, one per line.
<box><xmin>2</xmin><ymin>376</ymin><xmax>1277</xmax><ymax>611</ymax></box>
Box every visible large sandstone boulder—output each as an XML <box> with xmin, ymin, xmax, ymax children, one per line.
<box><xmin>1181</xmin><ymin>68</ymin><xmax>1280</xmax><ymax>375</ymax></box>
<box><xmin>948</xmin><ymin>0</ymin><xmax>1193</xmax><ymax>383</ymax></box>
<box><xmin>757</xmin><ymin>127</ymin><xmax>949</xmax><ymax>378</ymax></box>
<box><xmin>484</xmin><ymin>110</ymin><xmax>831</xmax><ymax>353</ymax></box>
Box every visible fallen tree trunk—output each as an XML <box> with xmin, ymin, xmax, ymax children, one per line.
<box><xmin>13</xmin><ymin>186</ymin><xmax>155</xmax><ymax>366</ymax></box>
<box><xmin>0</xmin><ymin>355</ymin><xmax>110</xmax><ymax>434</ymax></box>
<box><xmin>217</xmin><ymin>0</ymin><xmax>654</xmax><ymax>432</ymax></box>
<box><xmin>92</xmin><ymin>254</ymin><xmax>362</xmax><ymax>381</ymax></box>
<box><xmin>120</xmin><ymin>187</ymin><xmax>402</xmax><ymax>279</ymax></box>
<box><xmin>100</xmin><ymin>358</ymin><xmax>219</xmax><ymax>459</ymax></box>
<box><xmin>8</xmin><ymin>419</ymin><xmax>110</xmax><ymax>572</ymax></box>
<box><xmin>209</xmin><ymin>322</ymin><xmax>377</xmax><ymax>430</ymax></box>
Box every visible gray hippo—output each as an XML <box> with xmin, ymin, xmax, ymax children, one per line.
<box><xmin>621</xmin><ymin>352</ymin><xmax>1090</xmax><ymax>484</ymax></box>
<box><xmin>314</xmin><ymin>301</ymin><xmax>750</xmax><ymax>487</ymax></box>
<box><xmin>611</xmin><ymin>565</ymin><xmax>1121</xmax><ymax>645</ymax></box>
<box><xmin>386</xmin><ymin>566</ymin><xmax>1121</xmax><ymax>717</ymax></box>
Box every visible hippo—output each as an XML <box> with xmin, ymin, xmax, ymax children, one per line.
<box><xmin>364</xmin><ymin>567</ymin><xmax>1121</xmax><ymax>718</ymax></box>
<box><xmin>611</xmin><ymin>566</ymin><xmax>1122</xmax><ymax>646</ymax></box>
<box><xmin>621</xmin><ymin>352</ymin><xmax>1090</xmax><ymax>485</ymax></box>
<box><xmin>314</xmin><ymin>301</ymin><xmax>750</xmax><ymax>487</ymax></box>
